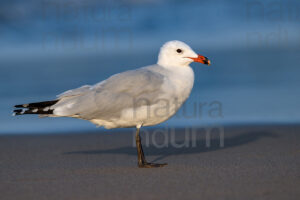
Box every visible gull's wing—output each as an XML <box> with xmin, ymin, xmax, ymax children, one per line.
<box><xmin>53</xmin><ymin>66</ymin><xmax>166</xmax><ymax>120</ymax></box>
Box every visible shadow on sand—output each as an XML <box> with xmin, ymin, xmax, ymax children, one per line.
<box><xmin>63</xmin><ymin>131</ymin><xmax>278</xmax><ymax>162</ymax></box>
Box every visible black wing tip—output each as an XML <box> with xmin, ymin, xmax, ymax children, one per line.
<box><xmin>14</xmin><ymin>100</ymin><xmax>59</xmax><ymax>109</ymax></box>
<box><xmin>12</xmin><ymin>109</ymin><xmax>25</xmax><ymax>116</ymax></box>
<box><xmin>14</xmin><ymin>104</ymin><xmax>28</xmax><ymax>108</ymax></box>
<box><xmin>14</xmin><ymin>100</ymin><xmax>59</xmax><ymax>108</ymax></box>
<box><xmin>13</xmin><ymin>100</ymin><xmax>58</xmax><ymax>116</ymax></box>
<box><xmin>12</xmin><ymin>108</ymin><xmax>54</xmax><ymax>116</ymax></box>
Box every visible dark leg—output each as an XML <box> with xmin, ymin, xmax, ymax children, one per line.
<box><xmin>135</xmin><ymin>127</ymin><xmax>167</xmax><ymax>168</ymax></box>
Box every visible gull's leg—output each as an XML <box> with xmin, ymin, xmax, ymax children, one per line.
<box><xmin>135</xmin><ymin>127</ymin><xmax>167</xmax><ymax>168</ymax></box>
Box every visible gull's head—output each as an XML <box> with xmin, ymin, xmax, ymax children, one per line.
<box><xmin>157</xmin><ymin>40</ymin><xmax>210</xmax><ymax>67</ymax></box>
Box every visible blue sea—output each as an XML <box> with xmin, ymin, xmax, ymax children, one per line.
<box><xmin>1</xmin><ymin>0</ymin><xmax>300</xmax><ymax>134</ymax></box>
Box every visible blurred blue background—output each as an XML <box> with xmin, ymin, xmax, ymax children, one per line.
<box><xmin>1</xmin><ymin>0</ymin><xmax>300</xmax><ymax>134</ymax></box>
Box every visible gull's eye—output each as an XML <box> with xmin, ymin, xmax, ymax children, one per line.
<box><xmin>176</xmin><ymin>49</ymin><xmax>183</xmax><ymax>53</ymax></box>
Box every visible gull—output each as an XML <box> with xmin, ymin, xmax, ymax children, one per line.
<box><xmin>13</xmin><ymin>40</ymin><xmax>211</xmax><ymax>168</ymax></box>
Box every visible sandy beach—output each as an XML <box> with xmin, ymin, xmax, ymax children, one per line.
<box><xmin>1</xmin><ymin>124</ymin><xmax>300</xmax><ymax>200</ymax></box>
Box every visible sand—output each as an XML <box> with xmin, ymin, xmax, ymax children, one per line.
<box><xmin>1</xmin><ymin>125</ymin><xmax>300</xmax><ymax>200</ymax></box>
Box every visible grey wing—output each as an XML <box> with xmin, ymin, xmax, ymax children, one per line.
<box><xmin>54</xmin><ymin>67</ymin><xmax>166</xmax><ymax>120</ymax></box>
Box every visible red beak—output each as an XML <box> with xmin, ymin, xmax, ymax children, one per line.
<box><xmin>188</xmin><ymin>54</ymin><xmax>211</xmax><ymax>65</ymax></box>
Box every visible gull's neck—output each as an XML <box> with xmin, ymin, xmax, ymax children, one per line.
<box><xmin>156</xmin><ymin>63</ymin><xmax>195</xmax><ymax>84</ymax></box>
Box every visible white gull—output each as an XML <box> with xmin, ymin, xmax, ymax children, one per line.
<box><xmin>14</xmin><ymin>40</ymin><xmax>211</xmax><ymax>168</ymax></box>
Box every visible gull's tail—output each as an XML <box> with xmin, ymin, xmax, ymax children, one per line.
<box><xmin>13</xmin><ymin>100</ymin><xmax>59</xmax><ymax>116</ymax></box>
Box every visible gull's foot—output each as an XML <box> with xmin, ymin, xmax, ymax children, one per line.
<box><xmin>138</xmin><ymin>162</ymin><xmax>167</xmax><ymax>168</ymax></box>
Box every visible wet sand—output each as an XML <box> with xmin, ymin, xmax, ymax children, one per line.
<box><xmin>1</xmin><ymin>125</ymin><xmax>300</xmax><ymax>200</ymax></box>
